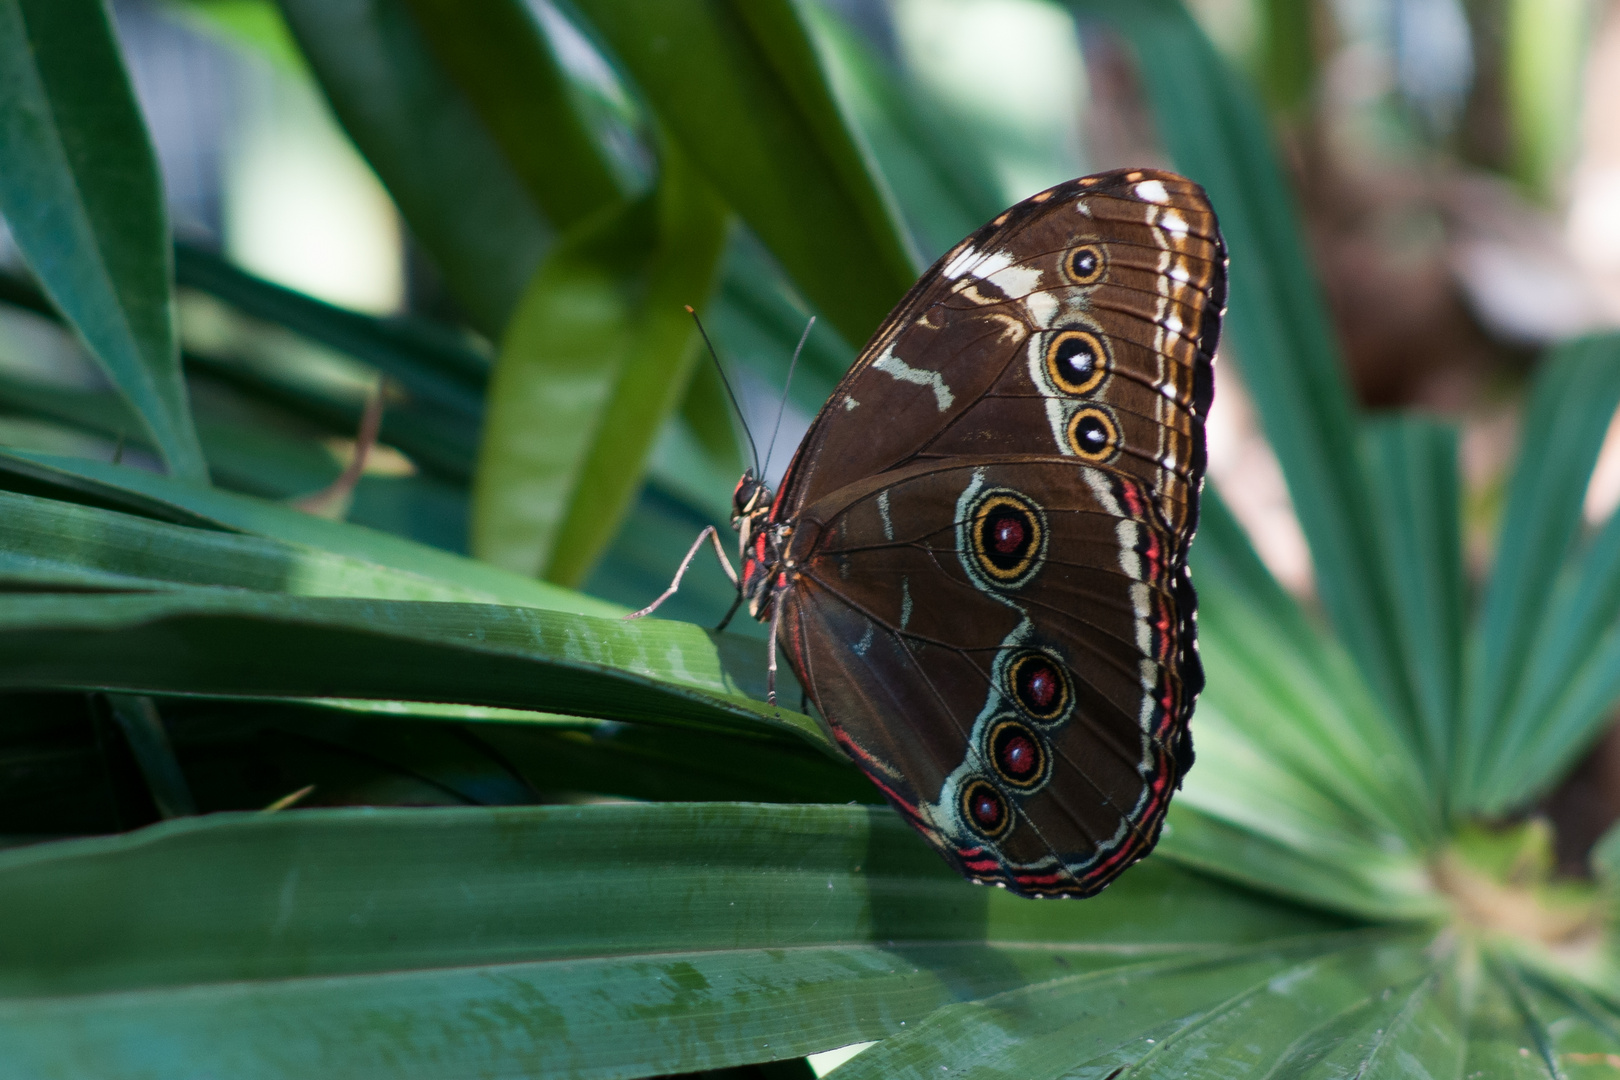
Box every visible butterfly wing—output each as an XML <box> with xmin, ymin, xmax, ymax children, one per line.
<box><xmin>775</xmin><ymin>168</ymin><xmax>1223</xmax><ymax>548</ymax></box>
<box><xmin>778</xmin><ymin>457</ymin><xmax>1196</xmax><ymax>896</ymax></box>
<box><xmin>764</xmin><ymin>169</ymin><xmax>1225</xmax><ymax>897</ymax></box>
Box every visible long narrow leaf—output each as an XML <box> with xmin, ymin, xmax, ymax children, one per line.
<box><xmin>831</xmin><ymin>935</ymin><xmax>1421</xmax><ymax>1079</ymax></box>
<box><xmin>399</xmin><ymin>0</ymin><xmax>623</xmax><ymax>227</ymax></box>
<box><xmin>277</xmin><ymin>0</ymin><xmax>552</xmax><ymax>336</ymax></box>
<box><xmin>569</xmin><ymin>0</ymin><xmax>917</xmax><ymax>348</ymax></box>
<box><xmin>473</xmin><ymin>150</ymin><xmax>729</xmax><ymax>584</ymax></box>
<box><xmin>1460</xmin><ymin>334</ymin><xmax>1620</xmax><ymax>811</ymax></box>
<box><xmin>1484</xmin><ymin>502</ymin><xmax>1620</xmax><ymax>810</ymax></box>
<box><xmin>1193</xmin><ymin>492</ymin><xmax>1437</xmax><ymax>846</ymax></box>
<box><xmin>1363</xmin><ymin>417</ymin><xmax>1466</xmax><ymax>794</ymax></box>
<box><xmin>175</xmin><ymin>244</ymin><xmax>489</xmax><ymax>417</ymax></box>
<box><xmin>544</xmin><ymin>152</ymin><xmax>730</xmax><ymax>584</ymax></box>
<box><xmin>0</xmin><ymin>450</ymin><xmax>614</xmax><ymax>614</ymax></box>
<box><xmin>0</xmin><ymin>803</ymin><xmax>1348</xmax><ymax>1079</ymax></box>
<box><xmin>0</xmin><ymin>488</ymin><xmax>539</xmax><ymax>605</ymax></box>
<box><xmin>0</xmin><ymin>0</ymin><xmax>205</xmax><ymax>481</ymax></box>
<box><xmin>0</xmin><ymin>589</ymin><xmax>822</xmax><ymax>744</ymax></box>
<box><xmin>801</xmin><ymin>3</ymin><xmax>1004</xmax><ymax>262</ymax></box>
<box><xmin>472</xmin><ymin>196</ymin><xmax>651</xmax><ymax>576</ymax></box>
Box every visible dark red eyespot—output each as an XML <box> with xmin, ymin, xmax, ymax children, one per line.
<box><xmin>987</xmin><ymin>717</ymin><xmax>1049</xmax><ymax>790</ymax></box>
<box><xmin>960</xmin><ymin>778</ymin><xmax>1011</xmax><ymax>838</ymax></box>
<box><xmin>992</xmin><ymin>516</ymin><xmax>1025</xmax><ymax>554</ymax></box>
<box><xmin>971</xmin><ymin>493</ymin><xmax>1042</xmax><ymax>586</ymax></box>
<box><xmin>1006</xmin><ymin>651</ymin><xmax>1070</xmax><ymax>723</ymax></box>
<box><xmin>1003</xmin><ymin>734</ymin><xmax>1035</xmax><ymax>775</ymax></box>
<box><xmin>1025</xmin><ymin>664</ymin><xmax>1055</xmax><ymax>707</ymax></box>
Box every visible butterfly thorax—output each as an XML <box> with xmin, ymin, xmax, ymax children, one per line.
<box><xmin>731</xmin><ymin>471</ymin><xmax>792</xmax><ymax>620</ymax></box>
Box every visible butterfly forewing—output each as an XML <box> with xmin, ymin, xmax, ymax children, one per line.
<box><xmin>776</xmin><ymin>169</ymin><xmax>1223</xmax><ymax>550</ymax></box>
<box><xmin>750</xmin><ymin>168</ymin><xmax>1225</xmax><ymax>898</ymax></box>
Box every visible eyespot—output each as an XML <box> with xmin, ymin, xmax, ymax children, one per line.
<box><xmin>986</xmin><ymin>716</ymin><xmax>1050</xmax><ymax>790</ymax></box>
<box><xmin>1045</xmin><ymin>330</ymin><xmax>1108</xmax><ymax>395</ymax></box>
<box><xmin>1005</xmin><ymin>650</ymin><xmax>1072</xmax><ymax>724</ymax></box>
<box><xmin>1066</xmin><ymin>406</ymin><xmax>1120</xmax><ymax>462</ymax></box>
<box><xmin>1066</xmin><ymin>244</ymin><xmax>1105</xmax><ymax>285</ymax></box>
<box><xmin>964</xmin><ymin>488</ymin><xmax>1047</xmax><ymax>589</ymax></box>
<box><xmin>960</xmin><ymin>777</ymin><xmax>1013</xmax><ymax>839</ymax></box>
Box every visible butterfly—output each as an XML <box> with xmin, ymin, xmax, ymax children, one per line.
<box><xmin>636</xmin><ymin>168</ymin><xmax>1225</xmax><ymax>898</ymax></box>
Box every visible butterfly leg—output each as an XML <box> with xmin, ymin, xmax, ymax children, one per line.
<box><xmin>766</xmin><ymin>599</ymin><xmax>784</xmax><ymax>707</ymax></box>
<box><xmin>714</xmin><ymin>593</ymin><xmax>744</xmax><ymax>633</ymax></box>
<box><xmin>623</xmin><ymin>526</ymin><xmax>740</xmax><ymax>620</ymax></box>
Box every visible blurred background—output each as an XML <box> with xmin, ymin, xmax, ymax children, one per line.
<box><xmin>2</xmin><ymin>0</ymin><xmax>1618</xmax><ymax>858</ymax></box>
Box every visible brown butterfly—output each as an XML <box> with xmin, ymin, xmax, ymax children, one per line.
<box><xmin>635</xmin><ymin>168</ymin><xmax>1225</xmax><ymax>898</ymax></box>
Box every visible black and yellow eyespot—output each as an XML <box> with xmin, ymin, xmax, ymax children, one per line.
<box><xmin>986</xmin><ymin>716</ymin><xmax>1050</xmax><ymax>791</ymax></box>
<box><xmin>968</xmin><ymin>490</ymin><xmax>1046</xmax><ymax>588</ymax></box>
<box><xmin>1005</xmin><ymin>650</ymin><xmax>1072</xmax><ymax>724</ymax></box>
<box><xmin>960</xmin><ymin>777</ymin><xmax>1014</xmax><ymax>839</ymax></box>
<box><xmin>1066</xmin><ymin>406</ymin><xmax>1121</xmax><ymax>462</ymax></box>
<box><xmin>1045</xmin><ymin>330</ymin><xmax>1109</xmax><ymax>395</ymax></box>
<box><xmin>1065</xmin><ymin>244</ymin><xmax>1105</xmax><ymax>285</ymax></box>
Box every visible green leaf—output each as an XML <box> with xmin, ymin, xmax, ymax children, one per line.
<box><xmin>1163</xmin><ymin>733</ymin><xmax>1439</xmax><ymax>920</ymax></box>
<box><xmin>473</xmin><ymin>147</ymin><xmax>730</xmax><ymax>585</ymax></box>
<box><xmin>397</xmin><ymin>0</ymin><xmax>623</xmax><ymax>227</ymax></box>
<box><xmin>276</xmin><ymin>0</ymin><xmax>552</xmax><ymax>336</ymax></box>
<box><xmin>0</xmin><ymin>449</ymin><xmax>614</xmax><ymax>614</ymax></box>
<box><xmin>1278</xmin><ymin>967</ymin><xmax>1467</xmax><ymax>1079</ymax></box>
<box><xmin>801</xmin><ymin>3</ymin><xmax>1004</xmax><ymax>262</ymax></box>
<box><xmin>0</xmin><ymin>486</ymin><xmax>532</xmax><ymax>605</ymax></box>
<box><xmin>463</xmin><ymin>713</ymin><xmax>878</xmax><ymax>804</ymax></box>
<box><xmin>570</xmin><ymin>0</ymin><xmax>917</xmax><ymax>348</ymax></box>
<box><xmin>1258</xmin><ymin>0</ymin><xmax>1314</xmax><ymax>112</ymax></box>
<box><xmin>175</xmin><ymin>244</ymin><xmax>489</xmax><ymax>417</ymax></box>
<box><xmin>1078</xmin><ymin>0</ymin><xmax>1419</xmax><ymax>752</ymax></box>
<box><xmin>104</xmin><ymin>694</ymin><xmax>196</xmax><ymax>819</ymax></box>
<box><xmin>1492</xmin><ymin>502</ymin><xmax>1620</xmax><ymax>811</ymax></box>
<box><xmin>0</xmin><ymin>589</ymin><xmax>823</xmax><ymax>744</ymax></box>
<box><xmin>830</xmin><ymin>934</ymin><xmax>1426</xmax><ymax>1079</ymax></box>
<box><xmin>1193</xmin><ymin>488</ymin><xmax>1318</xmax><ymax>646</ymax></box>
<box><xmin>0</xmin><ymin>0</ymin><xmax>206</xmax><ymax>482</ymax></box>
<box><xmin>0</xmin><ymin>803</ymin><xmax>1347</xmax><ymax>1078</ymax></box>
<box><xmin>1193</xmin><ymin>495</ymin><xmax>1437</xmax><ymax>849</ymax></box>
<box><xmin>1363</xmin><ymin>417</ymin><xmax>1466</xmax><ymax>794</ymax></box>
<box><xmin>1460</xmin><ymin>334</ymin><xmax>1620</xmax><ymax>813</ymax></box>
<box><xmin>1464</xmin><ymin>953</ymin><xmax>1598</xmax><ymax>1079</ymax></box>
<box><xmin>0</xmin><ymin>260</ymin><xmax>482</xmax><ymax>485</ymax></box>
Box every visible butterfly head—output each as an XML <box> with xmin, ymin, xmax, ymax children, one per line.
<box><xmin>732</xmin><ymin>470</ymin><xmax>773</xmax><ymax>521</ymax></box>
<box><xmin>731</xmin><ymin>470</ymin><xmax>775</xmax><ymax>557</ymax></box>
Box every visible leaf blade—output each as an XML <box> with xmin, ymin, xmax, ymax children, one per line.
<box><xmin>570</xmin><ymin>0</ymin><xmax>917</xmax><ymax>348</ymax></box>
<box><xmin>0</xmin><ymin>803</ymin><xmax>1345</xmax><ymax>1078</ymax></box>
<box><xmin>1461</xmin><ymin>334</ymin><xmax>1620</xmax><ymax>812</ymax></box>
<box><xmin>277</xmin><ymin>0</ymin><xmax>552</xmax><ymax>335</ymax></box>
<box><xmin>472</xmin><ymin>150</ymin><xmax>730</xmax><ymax>585</ymax></box>
<box><xmin>0</xmin><ymin>0</ymin><xmax>206</xmax><ymax>481</ymax></box>
<box><xmin>1363</xmin><ymin>416</ymin><xmax>1466</xmax><ymax>795</ymax></box>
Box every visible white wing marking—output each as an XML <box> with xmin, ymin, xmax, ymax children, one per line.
<box><xmin>872</xmin><ymin>346</ymin><xmax>955</xmax><ymax>411</ymax></box>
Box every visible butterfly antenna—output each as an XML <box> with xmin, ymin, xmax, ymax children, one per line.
<box><xmin>762</xmin><ymin>315</ymin><xmax>814</xmax><ymax>483</ymax></box>
<box><xmin>686</xmin><ymin>305</ymin><xmax>760</xmax><ymax>477</ymax></box>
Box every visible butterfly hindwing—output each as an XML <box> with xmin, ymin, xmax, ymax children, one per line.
<box><xmin>779</xmin><ymin>457</ymin><xmax>1196</xmax><ymax>896</ymax></box>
